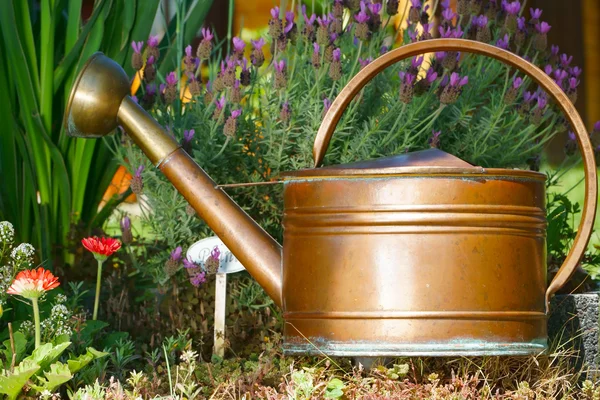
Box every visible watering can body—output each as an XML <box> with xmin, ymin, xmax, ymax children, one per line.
<box><xmin>64</xmin><ymin>39</ymin><xmax>597</xmax><ymax>356</ymax></box>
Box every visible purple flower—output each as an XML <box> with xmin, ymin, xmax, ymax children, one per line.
<box><xmin>425</xmin><ymin>68</ymin><xmax>438</xmax><ymax>83</ymax></box>
<box><xmin>354</xmin><ymin>9</ymin><xmax>369</xmax><ymax>23</ymax></box>
<box><xmin>211</xmin><ymin>246</ymin><xmax>221</xmax><ymax>260</ymax></box>
<box><xmin>523</xmin><ymin>91</ymin><xmax>535</xmax><ymax>103</ymax></box>
<box><xmin>159</xmin><ymin>83</ymin><xmax>166</xmax><ymax>94</ymax></box>
<box><xmin>412</xmin><ymin>56</ymin><xmax>424</xmax><ymax>69</ymax></box>
<box><xmin>560</xmin><ymin>54</ymin><xmax>573</xmax><ymax>68</ymax></box>
<box><xmin>569</xmin><ymin>77</ymin><xmax>579</xmax><ymax>89</ymax></box>
<box><xmin>404</xmin><ymin>73</ymin><xmax>416</xmax><ymax>85</ymax></box>
<box><xmin>530</xmin><ymin>8</ymin><xmax>542</xmax><ymax>19</ymax></box>
<box><xmin>166</xmin><ymin>71</ymin><xmax>177</xmax><ymax>86</ymax></box>
<box><xmin>441</xmin><ymin>0</ymin><xmax>450</xmax><ymax>8</ymax></box>
<box><xmin>284</xmin><ymin>11</ymin><xmax>295</xmax><ymax>34</ymax></box>
<box><xmin>536</xmin><ymin>93</ymin><xmax>548</xmax><ymax>109</ymax></box>
<box><xmin>513</xmin><ymin>77</ymin><xmax>523</xmax><ymax>88</ymax></box>
<box><xmin>302</xmin><ymin>5</ymin><xmax>316</xmax><ymax>25</ymax></box>
<box><xmin>368</xmin><ymin>2</ymin><xmax>382</xmax><ymax>14</ymax></box>
<box><xmin>473</xmin><ymin>15</ymin><xmax>488</xmax><ymax>28</ymax></box>
<box><xmin>410</xmin><ymin>0</ymin><xmax>421</xmax><ymax>7</ymax></box>
<box><xmin>230</xmin><ymin>109</ymin><xmax>242</xmax><ymax>119</ymax></box>
<box><xmin>568</xmin><ymin>131</ymin><xmax>576</xmax><ymax>141</ymax></box>
<box><xmin>380</xmin><ymin>45</ymin><xmax>389</xmax><ymax>55</ymax></box>
<box><xmin>190</xmin><ymin>271</ymin><xmax>207</xmax><ymax>286</ymax></box>
<box><xmin>570</xmin><ymin>66</ymin><xmax>582</xmax><ymax>78</ymax></box>
<box><xmin>131</xmin><ymin>41</ymin><xmax>143</xmax><ymax>54</ymax></box>
<box><xmin>170</xmin><ymin>246</ymin><xmax>183</xmax><ymax>262</ymax></box>
<box><xmin>184</xmin><ymin>129</ymin><xmax>195</xmax><ymax>143</ymax></box>
<box><xmin>442</xmin><ymin>8</ymin><xmax>455</xmax><ymax>22</ymax></box>
<box><xmin>359</xmin><ymin>57</ymin><xmax>373</xmax><ymax>68</ymax></box>
<box><xmin>503</xmin><ymin>1</ymin><xmax>521</xmax><ymax>15</ymax></box>
<box><xmin>274</xmin><ymin>59</ymin><xmax>286</xmax><ymax>73</ymax></box>
<box><xmin>184</xmin><ymin>45</ymin><xmax>192</xmax><ymax>57</ymax></box>
<box><xmin>120</xmin><ymin>215</ymin><xmax>131</xmax><ymax>231</ymax></box>
<box><xmin>183</xmin><ymin>258</ymin><xmax>196</xmax><ymax>269</ymax></box>
<box><xmin>317</xmin><ymin>14</ymin><xmax>331</xmax><ymax>27</ymax></box>
<box><xmin>146</xmin><ymin>84</ymin><xmax>156</xmax><ymax>95</ymax></box>
<box><xmin>271</xmin><ymin>6</ymin><xmax>280</xmax><ymax>19</ymax></box>
<box><xmin>429</xmin><ymin>129</ymin><xmax>442</xmax><ymax>147</ymax></box>
<box><xmin>313</xmin><ymin>42</ymin><xmax>320</xmax><ymax>54</ymax></box>
<box><xmin>536</xmin><ymin>22</ymin><xmax>551</xmax><ymax>34</ymax></box>
<box><xmin>131</xmin><ymin>95</ymin><xmax>138</xmax><ymax>103</ymax></box>
<box><xmin>201</xmin><ymin>28</ymin><xmax>214</xmax><ymax>41</ymax></box>
<box><xmin>544</xmin><ymin>64</ymin><xmax>553</xmax><ymax>75</ymax></box>
<box><xmin>332</xmin><ymin>48</ymin><xmax>341</xmax><ymax>62</ymax></box>
<box><xmin>147</xmin><ymin>55</ymin><xmax>155</xmax><ymax>65</ymax></box>
<box><xmin>408</xmin><ymin>29</ymin><xmax>418</xmax><ymax>42</ymax></box>
<box><xmin>517</xmin><ymin>16</ymin><xmax>526</xmax><ymax>31</ymax></box>
<box><xmin>323</xmin><ymin>98</ymin><xmax>332</xmax><ymax>112</ymax></box>
<box><xmin>449</xmin><ymin>72</ymin><xmax>469</xmax><ymax>87</ymax></box>
<box><xmin>592</xmin><ymin>121</ymin><xmax>600</xmax><ymax>133</ymax></box>
<box><xmin>216</xmin><ymin>96</ymin><xmax>226</xmax><ymax>110</ymax></box>
<box><xmin>435</xmin><ymin>51</ymin><xmax>446</xmax><ymax>60</ymax></box>
<box><xmin>496</xmin><ymin>34</ymin><xmax>510</xmax><ymax>50</ymax></box>
<box><xmin>148</xmin><ymin>35</ymin><xmax>159</xmax><ymax>48</ymax></box>
<box><xmin>553</xmin><ymin>69</ymin><xmax>568</xmax><ymax>83</ymax></box>
<box><xmin>233</xmin><ymin>37</ymin><xmax>246</xmax><ymax>53</ymax></box>
<box><xmin>135</xmin><ymin>165</ymin><xmax>144</xmax><ymax>178</ymax></box>
<box><xmin>551</xmin><ymin>45</ymin><xmax>560</xmax><ymax>56</ymax></box>
<box><xmin>251</xmin><ymin>38</ymin><xmax>266</xmax><ymax>50</ymax></box>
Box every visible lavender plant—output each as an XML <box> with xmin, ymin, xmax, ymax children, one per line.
<box><xmin>114</xmin><ymin>0</ymin><xmax>600</xmax><ymax>285</ymax></box>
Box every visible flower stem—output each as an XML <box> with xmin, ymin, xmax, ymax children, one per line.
<box><xmin>93</xmin><ymin>259</ymin><xmax>104</xmax><ymax>320</ymax></box>
<box><xmin>32</xmin><ymin>297</ymin><xmax>41</xmax><ymax>349</ymax></box>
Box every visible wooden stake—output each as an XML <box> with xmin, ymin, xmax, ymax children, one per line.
<box><xmin>213</xmin><ymin>272</ymin><xmax>227</xmax><ymax>358</ymax></box>
<box><xmin>8</xmin><ymin>322</ymin><xmax>16</xmax><ymax>372</ymax></box>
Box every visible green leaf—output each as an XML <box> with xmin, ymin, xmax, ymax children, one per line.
<box><xmin>77</xmin><ymin>320</ymin><xmax>109</xmax><ymax>346</ymax></box>
<box><xmin>30</xmin><ymin>362</ymin><xmax>72</xmax><ymax>393</ymax></box>
<box><xmin>324</xmin><ymin>378</ymin><xmax>345</xmax><ymax>399</ymax></box>
<box><xmin>0</xmin><ymin>359</ymin><xmax>40</xmax><ymax>400</ymax></box>
<box><xmin>67</xmin><ymin>347</ymin><xmax>108</xmax><ymax>375</ymax></box>
<box><xmin>2</xmin><ymin>331</ymin><xmax>27</xmax><ymax>368</ymax></box>
<box><xmin>23</xmin><ymin>342</ymin><xmax>71</xmax><ymax>372</ymax></box>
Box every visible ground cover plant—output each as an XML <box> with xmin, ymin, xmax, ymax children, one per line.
<box><xmin>1</xmin><ymin>0</ymin><xmax>600</xmax><ymax>398</ymax></box>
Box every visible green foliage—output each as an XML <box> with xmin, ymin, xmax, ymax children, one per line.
<box><xmin>0</xmin><ymin>340</ymin><xmax>106</xmax><ymax>398</ymax></box>
<box><xmin>324</xmin><ymin>377</ymin><xmax>346</xmax><ymax>398</ymax></box>
<box><xmin>0</xmin><ymin>0</ymin><xmax>162</xmax><ymax>264</ymax></box>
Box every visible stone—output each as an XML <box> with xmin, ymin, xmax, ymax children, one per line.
<box><xmin>548</xmin><ymin>293</ymin><xmax>599</xmax><ymax>379</ymax></box>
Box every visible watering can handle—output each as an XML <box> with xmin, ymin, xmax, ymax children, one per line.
<box><xmin>313</xmin><ymin>38</ymin><xmax>597</xmax><ymax>311</ymax></box>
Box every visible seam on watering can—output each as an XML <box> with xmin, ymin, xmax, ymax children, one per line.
<box><xmin>282</xmin><ymin>174</ymin><xmax>545</xmax><ymax>183</ymax></box>
<box><xmin>283</xmin><ymin>310</ymin><xmax>547</xmax><ymax>320</ymax></box>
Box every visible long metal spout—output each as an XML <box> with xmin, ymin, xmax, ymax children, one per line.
<box><xmin>64</xmin><ymin>53</ymin><xmax>283</xmax><ymax>306</ymax></box>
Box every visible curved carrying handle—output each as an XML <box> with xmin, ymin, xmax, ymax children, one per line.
<box><xmin>314</xmin><ymin>38</ymin><xmax>598</xmax><ymax>311</ymax></box>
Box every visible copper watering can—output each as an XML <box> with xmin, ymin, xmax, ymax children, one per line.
<box><xmin>65</xmin><ymin>39</ymin><xmax>597</xmax><ymax>356</ymax></box>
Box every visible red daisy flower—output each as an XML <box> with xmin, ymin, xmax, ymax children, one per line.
<box><xmin>7</xmin><ymin>267</ymin><xmax>60</xmax><ymax>299</ymax></box>
<box><xmin>82</xmin><ymin>236</ymin><xmax>121</xmax><ymax>260</ymax></box>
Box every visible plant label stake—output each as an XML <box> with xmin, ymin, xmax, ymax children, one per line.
<box><xmin>65</xmin><ymin>39</ymin><xmax>597</xmax><ymax>357</ymax></box>
<box><xmin>187</xmin><ymin>237</ymin><xmax>245</xmax><ymax>357</ymax></box>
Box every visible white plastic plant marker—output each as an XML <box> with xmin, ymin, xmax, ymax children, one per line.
<box><xmin>213</xmin><ymin>272</ymin><xmax>227</xmax><ymax>357</ymax></box>
<box><xmin>186</xmin><ymin>237</ymin><xmax>245</xmax><ymax>358</ymax></box>
<box><xmin>186</xmin><ymin>236</ymin><xmax>245</xmax><ymax>274</ymax></box>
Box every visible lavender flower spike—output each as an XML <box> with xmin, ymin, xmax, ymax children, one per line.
<box><xmin>513</xmin><ymin>77</ymin><xmax>523</xmax><ymax>88</ymax></box>
<box><xmin>271</xmin><ymin>6</ymin><xmax>280</xmax><ymax>19</ymax></box>
<box><xmin>233</xmin><ymin>37</ymin><xmax>246</xmax><ymax>52</ymax></box>
<box><xmin>131</xmin><ymin>41</ymin><xmax>143</xmax><ymax>54</ymax></box>
<box><xmin>184</xmin><ymin>129</ymin><xmax>195</xmax><ymax>143</ymax></box>
<box><xmin>284</xmin><ymin>11</ymin><xmax>295</xmax><ymax>34</ymax></box>
<box><xmin>536</xmin><ymin>22</ymin><xmax>551</xmax><ymax>34</ymax></box>
<box><xmin>496</xmin><ymin>34</ymin><xmax>510</xmax><ymax>50</ymax></box>
<box><xmin>251</xmin><ymin>38</ymin><xmax>266</xmax><ymax>50</ymax></box>
<box><xmin>135</xmin><ymin>165</ymin><xmax>144</xmax><ymax>178</ymax></box>
<box><xmin>230</xmin><ymin>109</ymin><xmax>242</xmax><ymax>119</ymax></box>
<box><xmin>449</xmin><ymin>72</ymin><xmax>468</xmax><ymax>87</ymax></box>
<box><xmin>274</xmin><ymin>60</ymin><xmax>286</xmax><ymax>72</ymax></box>
<box><xmin>323</xmin><ymin>98</ymin><xmax>332</xmax><ymax>113</ymax></box>
<box><xmin>530</xmin><ymin>8</ymin><xmax>542</xmax><ymax>20</ymax></box>
<box><xmin>332</xmin><ymin>48</ymin><xmax>341</xmax><ymax>62</ymax></box>
<box><xmin>170</xmin><ymin>246</ymin><xmax>183</xmax><ymax>262</ymax></box>
<box><xmin>593</xmin><ymin>121</ymin><xmax>600</xmax><ymax>133</ymax></box>
<box><xmin>148</xmin><ymin>35</ymin><xmax>159</xmax><ymax>48</ymax></box>
<box><xmin>201</xmin><ymin>28</ymin><xmax>214</xmax><ymax>41</ymax></box>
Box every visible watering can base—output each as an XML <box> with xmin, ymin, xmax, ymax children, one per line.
<box><xmin>282</xmin><ymin>339</ymin><xmax>548</xmax><ymax>357</ymax></box>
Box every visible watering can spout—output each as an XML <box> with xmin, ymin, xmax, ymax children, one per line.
<box><xmin>64</xmin><ymin>53</ymin><xmax>283</xmax><ymax>306</ymax></box>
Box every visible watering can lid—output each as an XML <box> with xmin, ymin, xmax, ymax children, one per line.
<box><xmin>281</xmin><ymin>148</ymin><xmax>490</xmax><ymax>178</ymax></box>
